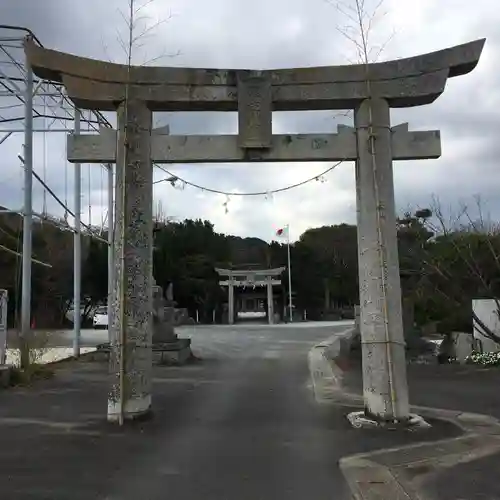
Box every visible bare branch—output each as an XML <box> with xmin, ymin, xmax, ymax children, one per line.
<box><xmin>116</xmin><ymin>31</ymin><xmax>129</xmax><ymax>59</ymax></box>
<box><xmin>100</xmin><ymin>35</ymin><xmax>116</xmax><ymax>64</ymax></box>
<box><xmin>104</xmin><ymin>0</ymin><xmax>178</xmax><ymax>68</ymax></box>
<box><xmin>141</xmin><ymin>48</ymin><xmax>181</xmax><ymax>67</ymax></box>
<box><xmin>326</xmin><ymin>0</ymin><xmax>395</xmax><ymax>65</ymax></box>
<box><xmin>135</xmin><ymin>0</ymin><xmax>156</xmax><ymax>14</ymax></box>
<box><xmin>118</xmin><ymin>7</ymin><xmax>132</xmax><ymax>29</ymax></box>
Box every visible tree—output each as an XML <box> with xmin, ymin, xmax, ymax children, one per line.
<box><xmin>30</xmin><ymin>218</ymin><xmax>74</xmax><ymax>327</ymax></box>
<box><xmin>0</xmin><ymin>211</ymin><xmax>77</xmax><ymax>329</ymax></box>
<box><xmin>402</xmin><ymin>200</ymin><xmax>500</xmax><ymax>345</ymax></box>
<box><xmin>153</xmin><ymin>219</ymin><xmax>231</xmax><ymax>319</ymax></box>
<box><xmin>81</xmin><ymin>236</ymin><xmax>108</xmax><ymax>318</ymax></box>
<box><xmin>293</xmin><ymin>224</ymin><xmax>358</xmax><ymax>316</ymax></box>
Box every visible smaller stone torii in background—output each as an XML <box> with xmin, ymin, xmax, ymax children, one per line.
<box><xmin>216</xmin><ymin>267</ymin><xmax>285</xmax><ymax>325</ymax></box>
<box><xmin>24</xmin><ymin>36</ymin><xmax>484</xmax><ymax>425</ymax></box>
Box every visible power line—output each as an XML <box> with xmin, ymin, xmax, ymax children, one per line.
<box><xmin>0</xmin><ymin>242</ymin><xmax>51</xmax><ymax>268</ymax></box>
<box><xmin>153</xmin><ymin>161</ymin><xmax>342</xmax><ymax>197</ymax></box>
<box><xmin>0</xmin><ymin>34</ymin><xmax>111</xmax><ymax>244</ymax></box>
<box><xmin>17</xmin><ymin>155</ymin><xmax>108</xmax><ymax>245</ymax></box>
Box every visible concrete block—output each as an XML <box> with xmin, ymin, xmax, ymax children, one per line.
<box><xmin>0</xmin><ymin>364</ymin><xmax>12</xmax><ymax>388</ymax></box>
<box><xmin>453</xmin><ymin>331</ymin><xmax>475</xmax><ymax>363</ymax></box>
<box><xmin>439</xmin><ymin>332</ymin><xmax>475</xmax><ymax>363</ymax></box>
<box><xmin>472</xmin><ymin>299</ymin><xmax>500</xmax><ymax>353</ymax></box>
<box><xmin>154</xmin><ymin>339</ymin><xmax>192</xmax><ymax>366</ymax></box>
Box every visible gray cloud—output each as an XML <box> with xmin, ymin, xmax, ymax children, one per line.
<box><xmin>0</xmin><ymin>0</ymin><xmax>498</xmax><ymax>241</ymax></box>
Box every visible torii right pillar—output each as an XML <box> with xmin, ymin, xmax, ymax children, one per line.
<box><xmin>352</xmin><ymin>35</ymin><xmax>485</xmax><ymax>422</ymax></box>
<box><xmin>355</xmin><ymin>97</ymin><xmax>410</xmax><ymax>421</ymax></box>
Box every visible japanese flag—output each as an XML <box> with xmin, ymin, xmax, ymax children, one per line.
<box><xmin>276</xmin><ymin>226</ymin><xmax>289</xmax><ymax>238</ymax></box>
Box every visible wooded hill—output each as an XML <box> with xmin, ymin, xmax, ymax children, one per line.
<box><xmin>1</xmin><ymin>206</ymin><xmax>499</xmax><ymax>333</ymax></box>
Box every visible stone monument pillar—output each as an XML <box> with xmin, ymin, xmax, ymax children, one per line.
<box><xmin>151</xmin><ymin>279</ymin><xmax>192</xmax><ymax>364</ymax></box>
<box><xmin>152</xmin><ymin>281</ymin><xmax>177</xmax><ymax>343</ymax></box>
<box><xmin>267</xmin><ymin>277</ymin><xmax>274</xmax><ymax>325</ymax></box>
<box><xmin>354</xmin><ymin>97</ymin><xmax>409</xmax><ymax>422</ymax></box>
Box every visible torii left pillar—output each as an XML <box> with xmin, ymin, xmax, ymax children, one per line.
<box><xmin>25</xmin><ymin>39</ymin><xmax>156</xmax><ymax>422</ymax></box>
<box><xmin>228</xmin><ymin>279</ymin><xmax>235</xmax><ymax>325</ymax></box>
<box><xmin>266</xmin><ymin>277</ymin><xmax>274</xmax><ymax>325</ymax></box>
<box><xmin>108</xmin><ymin>99</ymin><xmax>154</xmax><ymax>422</ymax></box>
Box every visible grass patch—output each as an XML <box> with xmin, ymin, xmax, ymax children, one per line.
<box><xmin>9</xmin><ymin>364</ymin><xmax>55</xmax><ymax>386</ymax></box>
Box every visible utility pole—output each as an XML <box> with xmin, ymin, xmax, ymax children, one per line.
<box><xmin>20</xmin><ymin>47</ymin><xmax>33</xmax><ymax>368</ymax></box>
<box><xmin>107</xmin><ymin>163</ymin><xmax>114</xmax><ymax>336</ymax></box>
<box><xmin>73</xmin><ymin>108</ymin><xmax>81</xmax><ymax>357</ymax></box>
<box><xmin>286</xmin><ymin>225</ymin><xmax>293</xmax><ymax>322</ymax></box>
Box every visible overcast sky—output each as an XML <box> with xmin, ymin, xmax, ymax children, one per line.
<box><xmin>0</xmin><ymin>0</ymin><xmax>498</xmax><ymax>242</ymax></box>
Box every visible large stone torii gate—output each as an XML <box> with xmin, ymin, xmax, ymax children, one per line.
<box><xmin>216</xmin><ymin>267</ymin><xmax>285</xmax><ymax>325</ymax></box>
<box><xmin>25</xmin><ymin>37</ymin><xmax>484</xmax><ymax>423</ymax></box>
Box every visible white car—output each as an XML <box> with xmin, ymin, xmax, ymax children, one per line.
<box><xmin>93</xmin><ymin>306</ymin><xmax>109</xmax><ymax>329</ymax></box>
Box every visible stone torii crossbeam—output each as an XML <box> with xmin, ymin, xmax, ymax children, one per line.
<box><xmin>66</xmin><ymin>122</ymin><xmax>440</xmax><ymax>163</ymax></box>
<box><xmin>24</xmin><ymin>37</ymin><xmax>485</xmax><ymax>424</ymax></box>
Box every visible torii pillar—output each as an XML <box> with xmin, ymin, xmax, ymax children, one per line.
<box><xmin>24</xmin><ymin>41</ymin><xmax>157</xmax><ymax>421</ymax></box>
<box><xmin>354</xmin><ymin>98</ymin><xmax>409</xmax><ymax>420</ymax></box>
<box><xmin>108</xmin><ymin>98</ymin><xmax>153</xmax><ymax>421</ymax></box>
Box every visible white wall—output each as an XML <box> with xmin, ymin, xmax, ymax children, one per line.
<box><xmin>472</xmin><ymin>299</ymin><xmax>500</xmax><ymax>352</ymax></box>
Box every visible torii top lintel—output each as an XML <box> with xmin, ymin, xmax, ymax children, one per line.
<box><xmin>215</xmin><ymin>267</ymin><xmax>286</xmax><ymax>277</ymax></box>
<box><xmin>24</xmin><ymin>38</ymin><xmax>485</xmax><ymax>112</ymax></box>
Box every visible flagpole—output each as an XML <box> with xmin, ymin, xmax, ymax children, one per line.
<box><xmin>286</xmin><ymin>224</ymin><xmax>293</xmax><ymax>322</ymax></box>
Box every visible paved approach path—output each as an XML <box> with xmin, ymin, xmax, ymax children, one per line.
<box><xmin>0</xmin><ymin>322</ymin><xmax>458</xmax><ymax>500</ymax></box>
<box><xmin>6</xmin><ymin>320</ymin><xmax>357</xmax><ymax>349</ymax></box>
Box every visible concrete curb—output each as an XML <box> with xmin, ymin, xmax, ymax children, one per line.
<box><xmin>307</xmin><ymin>327</ymin><xmax>358</xmax><ymax>403</ymax></box>
<box><xmin>46</xmin><ymin>348</ymin><xmax>98</xmax><ymax>366</ymax></box>
<box><xmin>309</xmin><ymin>332</ymin><xmax>500</xmax><ymax>500</ymax></box>
<box><xmin>1</xmin><ymin>349</ymin><xmax>98</xmax><ymax>389</ymax></box>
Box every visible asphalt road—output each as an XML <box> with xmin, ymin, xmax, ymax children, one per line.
<box><xmin>17</xmin><ymin>321</ymin><xmax>356</xmax><ymax>350</ymax></box>
<box><xmin>121</xmin><ymin>322</ymin><xmax>357</xmax><ymax>500</ymax></box>
<box><xmin>0</xmin><ymin>321</ymin><xmax>458</xmax><ymax>500</ymax></box>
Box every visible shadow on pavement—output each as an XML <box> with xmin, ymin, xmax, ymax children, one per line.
<box><xmin>0</xmin><ymin>355</ymin><xmax>462</xmax><ymax>500</ymax></box>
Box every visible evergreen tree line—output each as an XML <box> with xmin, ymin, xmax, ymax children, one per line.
<box><xmin>0</xmin><ymin>205</ymin><xmax>498</xmax><ymax>334</ymax></box>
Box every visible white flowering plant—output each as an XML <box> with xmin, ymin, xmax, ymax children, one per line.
<box><xmin>465</xmin><ymin>351</ymin><xmax>500</xmax><ymax>366</ymax></box>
